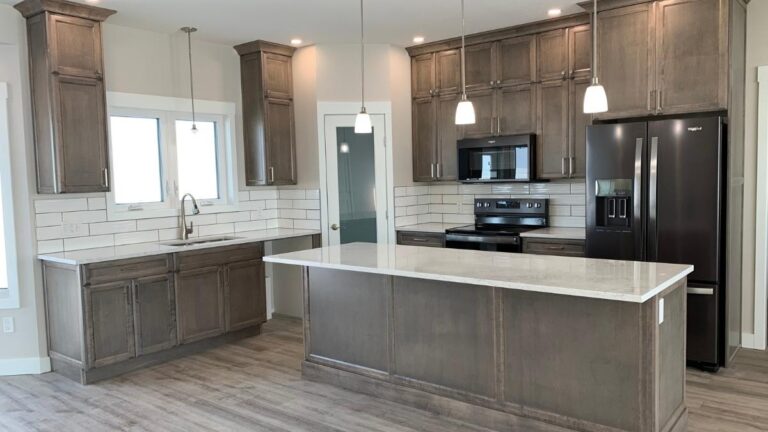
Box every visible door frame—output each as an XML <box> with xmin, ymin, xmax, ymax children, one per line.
<box><xmin>750</xmin><ymin>66</ymin><xmax>768</xmax><ymax>350</ymax></box>
<box><xmin>317</xmin><ymin>101</ymin><xmax>395</xmax><ymax>246</ymax></box>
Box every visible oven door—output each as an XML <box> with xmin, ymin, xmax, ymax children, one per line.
<box><xmin>444</xmin><ymin>233</ymin><xmax>522</xmax><ymax>253</ymax></box>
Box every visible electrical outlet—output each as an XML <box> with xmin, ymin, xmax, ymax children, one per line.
<box><xmin>2</xmin><ymin>317</ymin><xmax>14</xmax><ymax>333</ymax></box>
<box><xmin>658</xmin><ymin>298</ymin><xmax>665</xmax><ymax>325</ymax></box>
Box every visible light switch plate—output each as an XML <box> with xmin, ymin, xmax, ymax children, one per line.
<box><xmin>2</xmin><ymin>317</ymin><xmax>14</xmax><ymax>333</ymax></box>
<box><xmin>659</xmin><ymin>298</ymin><xmax>665</xmax><ymax>325</ymax></box>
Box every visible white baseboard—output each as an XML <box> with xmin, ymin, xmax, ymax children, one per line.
<box><xmin>0</xmin><ymin>356</ymin><xmax>51</xmax><ymax>376</ymax></box>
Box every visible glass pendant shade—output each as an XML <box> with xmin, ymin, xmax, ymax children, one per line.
<box><xmin>455</xmin><ymin>99</ymin><xmax>476</xmax><ymax>125</ymax></box>
<box><xmin>355</xmin><ymin>109</ymin><xmax>372</xmax><ymax>134</ymax></box>
<box><xmin>583</xmin><ymin>81</ymin><xmax>608</xmax><ymax>114</ymax></box>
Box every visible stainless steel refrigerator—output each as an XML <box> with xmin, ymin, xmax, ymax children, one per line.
<box><xmin>586</xmin><ymin>116</ymin><xmax>726</xmax><ymax>370</ymax></box>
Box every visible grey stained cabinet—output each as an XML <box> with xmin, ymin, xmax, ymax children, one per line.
<box><xmin>85</xmin><ymin>281</ymin><xmax>135</xmax><ymax>368</ymax></box>
<box><xmin>133</xmin><ymin>275</ymin><xmax>176</xmax><ymax>355</ymax></box>
<box><xmin>226</xmin><ymin>259</ymin><xmax>267</xmax><ymax>331</ymax></box>
<box><xmin>411</xmin><ymin>92</ymin><xmax>460</xmax><ymax>182</ymax></box>
<box><xmin>498</xmin><ymin>35</ymin><xmax>537</xmax><ymax>86</ymax></box>
<box><xmin>177</xmin><ymin>266</ymin><xmax>225</xmax><ymax>344</ymax></box>
<box><xmin>15</xmin><ymin>0</ymin><xmax>115</xmax><ymax>194</ymax></box>
<box><xmin>537</xmin><ymin>80</ymin><xmax>569</xmax><ymax>180</ymax></box>
<box><xmin>498</xmin><ymin>84</ymin><xmax>537</xmax><ymax>137</ymax></box>
<box><xmin>538</xmin><ymin>29</ymin><xmax>568</xmax><ymax>82</ymax></box>
<box><xmin>235</xmin><ymin>40</ymin><xmax>297</xmax><ymax>186</ymax></box>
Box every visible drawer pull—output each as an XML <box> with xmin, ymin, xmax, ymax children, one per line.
<box><xmin>545</xmin><ymin>245</ymin><xmax>566</xmax><ymax>250</ymax></box>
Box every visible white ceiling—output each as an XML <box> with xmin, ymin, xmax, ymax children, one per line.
<box><xmin>2</xmin><ymin>0</ymin><xmax>586</xmax><ymax>47</ymax></box>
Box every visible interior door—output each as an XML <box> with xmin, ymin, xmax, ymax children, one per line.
<box><xmin>324</xmin><ymin>114</ymin><xmax>389</xmax><ymax>246</ymax></box>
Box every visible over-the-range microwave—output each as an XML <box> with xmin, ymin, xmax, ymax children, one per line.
<box><xmin>457</xmin><ymin>134</ymin><xmax>536</xmax><ymax>183</ymax></box>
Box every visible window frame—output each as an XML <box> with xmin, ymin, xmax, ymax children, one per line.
<box><xmin>0</xmin><ymin>82</ymin><xmax>20</xmax><ymax>309</ymax></box>
<box><xmin>105</xmin><ymin>92</ymin><xmax>239</xmax><ymax>220</ymax></box>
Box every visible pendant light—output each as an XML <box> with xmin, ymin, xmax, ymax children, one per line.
<box><xmin>455</xmin><ymin>0</ymin><xmax>476</xmax><ymax>125</ymax></box>
<box><xmin>354</xmin><ymin>0</ymin><xmax>372</xmax><ymax>134</ymax></box>
<box><xmin>181</xmin><ymin>26</ymin><xmax>199</xmax><ymax>132</ymax></box>
<box><xmin>583</xmin><ymin>0</ymin><xmax>608</xmax><ymax>114</ymax></box>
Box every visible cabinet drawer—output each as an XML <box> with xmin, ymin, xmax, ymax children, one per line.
<box><xmin>175</xmin><ymin>243</ymin><xmax>264</xmax><ymax>271</ymax></box>
<box><xmin>523</xmin><ymin>238</ymin><xmax>585</xmax><ymax>257</ymax></box>
<box><xmin>397</xmin><ymin>231</ymin><xmax>445</xmax><ymax>248</ymax></box>
<box><xmin>83</xmin><ymin>255</ymin><xmax>172</xmax><ymax>285</ymax></box>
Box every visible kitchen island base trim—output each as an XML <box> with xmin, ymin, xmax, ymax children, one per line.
<box><xmin>299</xmin><ymin>266</ymin><xmax>687</xmax><ymax>432</ymax></box>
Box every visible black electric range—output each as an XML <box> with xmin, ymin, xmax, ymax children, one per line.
<box><xmin>445</xmin><ymin>198</ymin><xmax>548</xmax><ymax>253</ymax></box>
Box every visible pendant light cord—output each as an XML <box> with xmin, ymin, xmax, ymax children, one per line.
<box><xmin>360</xmin><ymin>0</ymin><xmax>365</xmax><ymax>111</ymax></box>
<box><xmin>592</xmin><ymin>0</ymin><xmax>598</xmax><ymax>83</ymax></box>
<box><xmin>460</xmin><ymin>0</ymin><xmax>467</xmax><ymax>100</ymax></box>
<box><xmin>184</xmin><ymin>27</ymin><xmax>197</xmax><ymax>130</ymax></box>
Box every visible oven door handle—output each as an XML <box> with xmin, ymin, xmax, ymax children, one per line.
<box><xmin>445</xmin><ymin>234</ymin><xmax>520</xmax><ymax>245</ymax></box>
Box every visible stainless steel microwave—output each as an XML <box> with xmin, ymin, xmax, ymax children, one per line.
<box><xmin>457</xmin><ymin>134</ymin><xmax>536</xmax><ymax>183</ymax></box>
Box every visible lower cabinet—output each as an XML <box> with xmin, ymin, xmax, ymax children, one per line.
<box><xmin>226</xmin><ymin>259</ymin><xmax>267</xmax><ymax>331</ymax></box>
<box><xmin>84</xmin><ymin>281</ymin><xmax>135</xmax><ymax>368</ymax></box>
<box><xmin>396</xmin><ymin>231</ymin><xmax>446</xmax><ymax>248</ymax></box>
<box><xmin>522</xmin><ymin>238</ymin><xmax>585</xmax><ymax>257</ymax></box>
<box><xmin>177</xmin><ymin>266</ymin><xmax>225</xmax><ymax>344</ymax></box>
<box><xmin>134</xmin><ymin>274</ymin><xmax>177</xmax><ymax>355</ymax></box>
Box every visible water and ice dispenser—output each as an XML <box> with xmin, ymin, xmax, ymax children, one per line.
<box><xmin>594</xmin><ymin>179</ymin><xmax>632</xmax><ymax>229</ymax></box>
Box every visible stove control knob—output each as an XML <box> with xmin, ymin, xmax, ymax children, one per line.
<box><xmin>526</xmin><ymin>203</ymin><xmax>533</xmax><ymax>208</ymax></box>
<box><xmin>535</xmin><ymin>203</ymin><xmax>542</xmax><ymax>208</ymax></box>
<box><xmin>483</xmin><ymin>202</ymin><xmax>491</xmax><ymax>208</ymax></box>
<box><xmin>476</xmin><ymin>202</ymin><xmax>483</xmax><ymax>208</ymax></box>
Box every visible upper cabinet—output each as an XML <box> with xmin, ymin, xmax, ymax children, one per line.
<box><xmin>497</xmin><ymin>35</ymin><xmax>537</xmax><ymax>87</ymax></box>
<box><xmin>595</xmin><ymin>0</ymin><xmax>729</xmax><ymax>119</ymax></box>
<box><xmin>235</xmin><ymin>40</ymin><xmax>297</xmax><ymax>186</ymax></box>
<box><xmin>537</xmin><ymin>29</ymin><xmax>568</xmax><ymax>82</ymax></box>
<box><xmin>15</xmin><ymin>0</ymin><xmax>115</xmax><ymax>194</ymax></box>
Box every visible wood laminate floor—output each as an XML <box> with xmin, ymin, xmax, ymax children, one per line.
<box><xmin>1</xmin><ymin>317</ymin><xmax>767</xmax><ymax>432</ymax></box>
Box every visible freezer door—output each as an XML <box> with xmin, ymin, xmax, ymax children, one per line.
<box><xmin>686</xmin><ymin>283</ymin><xmax>720</xmax><ymax>366</ymax></box>
<box><xmin>648</xmin><ymin>117</ymin><xmax>723</xmax><ymax>283</ymax></box>
<box><xmin>586</xmin><ymin>123</ymin><xmax>647</xmax><ymax>260</ymax></box>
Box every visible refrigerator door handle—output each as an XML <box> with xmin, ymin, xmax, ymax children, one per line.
<box><xmin>634</xmin><ymin>138</ymin><xmax>644</xmax><ymax>259</ymax></box>
<box><xmin>649</xmin><ymin>137</ymin><xmax>659</xmax><ymax>261</ymax></box>
<box><xmin>687</xmin><ymin>287</ymin><xmax>715</xmax><ymax>296</ymax></box>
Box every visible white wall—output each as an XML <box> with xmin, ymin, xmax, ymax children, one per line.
<box><xmin>742</xmin><ymin>0</ymin><xmax>768</xmax><ymax>339</ymax></box>
<box><xmin>0</xmin><ymin>5</ymin><xmax>49</xmax><ymax>372</ymax></box>
<box><xmin>293</xmin><ymin>46</ymin><xmax>320</xmax><ymax>188</ymax></box>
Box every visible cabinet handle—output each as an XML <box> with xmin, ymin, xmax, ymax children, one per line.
<box><xmin>430</xmin><ymin>163</ymin><xmax>435</xmax><ymax>179</ymax></box>
<box><xmin>489</xmin><ymin>80</ymin><xmax>495</xmax><ymax>87</ymax></box>
<box><xmin>569</xmin><ymin>157</ymin><xmax>574</xmax><ymax>177</ymax></box>
<box><xmin>103</xmin><ymin>168</ymin><xmax>109</xmax><ymax>188</ymax></box>
<box><xmin>496</xmin><ymin>80</ymin><xmax>501</xmax><ymax>86</ymax></box>
<box><xmin>497</xmin><ymin>117</ymin><xmax>501</xmax><ymax>135</ymax></box>
<box><xmin>648</xmin><ymin>90</ymin><xmax>655</xmax><ymax>111</ymax></box>
<box><xmin>546</xmin><ymin>245</ymin><xmax>566</xmax><ymax>250</ymax></box>
<box><xmin>561</xmin><ymin>70</ymin><xmax>566</xmax><ymax>80</ymax></box>
<box><xmin>491</xmin><ymin>117</ymin><xmax>495</xmax><ymax>136</ymax></box>
<box><xmin>436</xmin><ymin>163</ymin><xmax>441</xmax><ymax>179</ymax></box>
<box><xmin>561</xmin><ymin>157</ymin><xmax>567</xmax><ymax>176</ymax></box>
<box><xmin>269</xmin><ymin>166</ymin><xmax>275</xmax><ymax>184</ymax></box>
<box><xmin>657</xmin><ymin>90</ymin><xmax>662</xmax><ymax>112</ymax></box>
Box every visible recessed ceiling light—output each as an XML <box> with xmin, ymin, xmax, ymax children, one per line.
<box><xmin>290</xmin><ymin>38</ymin><xmax>303</xmax><ymax>45</ymax></box>
<box><xmin>548</xmin><ymin>8</ymin><xmax>562</xmax><ymax>17</ymax></box>
<box><xmin>412</xmin><ymin>36</ymin><xmax>425</xmax><ymax>44</ymax></box>
<box><xmin>84</xmin><ymin>0</ymin><xmax>100</xmax><ymax>3</ymax></box>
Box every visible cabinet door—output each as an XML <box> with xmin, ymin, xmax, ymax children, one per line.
<box><xmin>133</xmin><ymin>275</ymin><xmax>176</xmax><ymax>356</ymax></box>
<box><xmin>240</xmin><ymin>53</ymin><xmax>268</xmax><ymax>186</ymax></box>
<box><xmin>537</xmin><ymin>80</ymin><xmax>569</xmax><ymax>179</ymax></box>
<box><xmin>460</xmin><ymin>89</ymin><xmax>495</xmax><ymax>139</ymax></box>
<box><xmin>655</xmin><ymin>0</ymin><xmax>726</xmax><ymax>114</ymax></box>
<box><xmin>464</xmin><ymin>43</ymin><xmax>495</xmax><ymax>92</ymax></box>
<box><xmin>412</xmin><ymin>97</ymin><xmax>437</xmax><ymax>182</ymax></box>
<box><xmin>177</xmin><ymin>266</ymin><xmax>225</xmax><ymax>344</ymax></box>
<box><xmin>596</xmin><ymin>3</ymin><xmax>655</xmax><ymax>119</ymax></box>
<box><xmin>412</xmin><ymin>53</ymin><xmax>435</xmax><ymax>99</ymax></box>
<box><xmin>568</xmin><ymin>77</ymin><xmax>592</xmax><ymax>178</ymax></box>
<box><xmin>262</xmin><ymin>53</ymin><xmax>293</xmax><ymax>99</ymax></box>
<box><xmin>48</xmin><ymin>14</ymin><xmax>103</xmax><ymax>78</ymax></box>
<box><xmin>568</xmin><ymin>24</ymin><xmax>592</xmax><ymax>80</ymax></box>
<box><xmin>85</xmin><ymin>281</ymin><xmax>135</xmax><ymax>368</ymax></box>
<box><xmin>226</xmin><ymin>259</ymin><xmax>266</xmax><ymax>331</ymax></box>
<box><xmin>435</xmin><ymin>49</ymin><xmax>461</xmax><ymax>95</ymax></box>
<box><xmin>265</xmin><ymin>98</ymin><xmax>297</xmax><ymax>185</ymax></box>
<box><xmin>436</xmin><ymin>93</ymin><xmax>460</xmax><ymax>181</ymax></box>
<box><xmin>538</xmin><ymin>29</ymin><xmax>568</xmax><ymax>82</ymax></box>
<box><xmin>497</xmin><ymin>35</ymin><xmax>536</xmax><ymax>87</ymax></box>
<box><xmin>52</xmin><ymin>75</ymin><xmax>109</xmax><ymax>193</ymax></box>
<box><xmin>498</xmin><ymin>84</ymin><xmax>536</xmax><ymax>136</ymax></box>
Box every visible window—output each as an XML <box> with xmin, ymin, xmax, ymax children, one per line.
<box><xmin>0</xmin><ymin>178</ymin><xmax>7</xmax><ymax>291</ymax></box>
<box><xmin>0</xmin><ymin>81</ymin><xmax>18</xmax><ymax>309</ymax></box>
<box><xmin>105</xmin><ymin>93</ymin><xmax>237</xmax><ymax>217</ymax></box>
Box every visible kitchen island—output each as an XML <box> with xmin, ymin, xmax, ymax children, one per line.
<box><xmin>264</xmin><ymin>243</ymin><xmax>693</xmax><ymax>432</ymax></box>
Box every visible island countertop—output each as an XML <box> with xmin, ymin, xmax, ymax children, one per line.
<box><xmin>264</xmin><ymin>242</ymin><xmax>693</xmax><ymax>303</ymax></box>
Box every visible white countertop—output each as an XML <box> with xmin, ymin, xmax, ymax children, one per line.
<box><xmin>264</xmin><ymin>243</ymin><xmax>693</xmax><ymax>303</ymax></box>
<box><xmin>38</xmin><ymin>228</ymin><xmax>320</xmax><ymax>266</ymax></box>
<box><xmin>396</xmin><ymin>223</ymin><xmax>468</xmax><ymax>233</ymax></box>
<box><xmin>520</xmin><ymin>227</ymin><xmax>586</xmax><ymax>240</ymax></box>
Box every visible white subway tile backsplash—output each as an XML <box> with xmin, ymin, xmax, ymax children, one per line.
<box><xmin>90</xmin><ymin>220</ymin><xmax>137</xmax><ymax>235</ymax></box>
<box><xmin>395</xmin><ymin>215</ymin><xmax>418</xmax><ymax>227</ymax></box>
<box><xmin>549</xmin><ymin>205</ymin><xmax>572</xmax><ymax>216</ymax></box>
<box><xmin>570</xmin><ymin>181</ymin><xmax>586</xmax><ymax>194</ymax></box>
<box><xmin>136</xmin><ymin>217</ymin><xmax>178</xmax><ymax>231</ymax></box>
<box><xmin>216</xmin><ymin>211</ymin><xmax>250</xmax><ymax>224</ymax></box>
<box><xmin>62</xmin><ymin>210</ymin><xmax>107</xmax><ymax>224</ymax></box>
<box><xmin>276</xmin><ymin>199</ymin><xmax>293</xmax><ymax>208</ymax></box>
<box><xmin>197</xmin><ymin>224</ymin><xmax>235</xmax><ymax>237</ymax></box>
<box><xmin>250</xmin><ymin>189</ymin><xmax>279</xmax><ymax>200</ymax></box>
<box><xmin>306</xmin><ymin>189</ymin><xmax>320</xmax><ymax>200</ymax></box>
<box><xmin>37</xmin><ymin>224</ymin><xmax>88</xmax><ymax>241</ymax></box>
<box><xmin>571</xmin><ymin>205</ymin><xmax>586</xmax><ymax>217</ymax></box>
<box><xmin>306</xmin><ymin>210</ymin><xmax>321</xmax><ymax>220</ymax></box>
<box><xmin>529</xmin><ymin>182</ymin><xmax>571</xmax><ymax>195</ymax></box>
<box><xmin>429</xmin><ymin>185</ymin><xmax>458</xmax><ymax>195</ymax></box>
<box><xmin>293</xmin><ymin>219</ymin><xmax>321</xmax><ymax>230</ymax></box>
<box><xmin>188</xmin><ymin>214</ymin><xmax>218</xmax><ymax>226</ymax></box>
<box><xmin>550</xmin><ymin>216</ymin><xmax>586</xmax><ymax>228</ymax></box>
<box><xmin>158</xmin><ymin>228</ymin><xmax>179</xmax><ymax>241</ymax></box>
<box><xmin>235</xmin><ymin>220</ymin><xmax>268</xmax><ymax>232</ymax></box>
<box><xmin>64</xmin><ymin>235</ymin><xmax>114</xmax><ymax>251</ymax></box>
<box><xmin>88</xmin><ymin>197</ymin><xmax>107</xmax><ymax>210</ymax></box>
<box><xmin>37</xmin><ymin>239</ymin><xmax>64</xmax><ymax>254</ymax></box>
<box><xmin>395</xmin><ymin>196</ymin><xmax>418</xmax><ymax>207</ymax></box>
<box><xmin>442</xmin><ymin>214</ymin><xmax>474</xmax><ymax>224</ymax></box>
<box><xmin>279</xmin><ymin>209</ymin><xmax>306</xmax><ymax>219</ymax></box>
<box><xmin>279</xmin><ymin>189</ymin><xmax>306</xmax><ymax>200</ymax></box>
<box><xmin>35</xmin><ymin>198</ymin><xmax>88</xmax><ymax>213</ymax></box>
<box><xmin>293</xmin><ymin>199</ymin><xmax>320</xmax><ymax>210</ymax></box>
<box><xmin>114</xmin><ymin>231</ymin><xmax>159</xmax><ymax>246</ymax></box>
<box><xmin>276</xmin><ymin>219</ymin><xmax>294</xmax><ymax>228</ymax></box>
<box><xmin>491</xmin><ymin>184</ymin><xmax>529</xmax><ymax>194</ymax></box>
<box><xmin>36</xmin><ymin>212</ymin><xmax>62</xmax><ymax>227</ymax></box>
<box><xmin>239</xmin><ymin>200</ymin><xmax>267</xmax><ymax>211</ymax></box>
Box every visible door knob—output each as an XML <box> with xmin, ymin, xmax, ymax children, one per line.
<box><xmin>331</xmin><ymin>224</ymin><xmax>340</xmax><ymax>231</ymax></box>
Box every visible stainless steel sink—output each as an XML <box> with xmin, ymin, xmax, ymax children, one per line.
<box><xmin>161</xmin><ymin>235</ymin><xmax>242</xmax><ymax>247</ymax></box>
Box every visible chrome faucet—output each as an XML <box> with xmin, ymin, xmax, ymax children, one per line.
<box><xmin>180</xmin><ymin>193</ymin><xmax>200</xmax><ymax>240</ymax></box>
